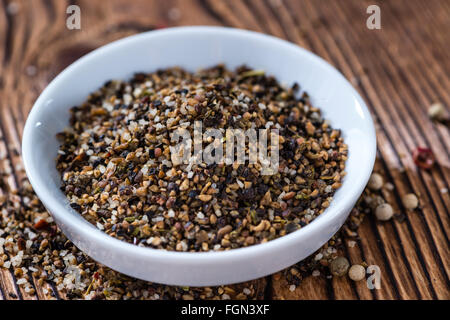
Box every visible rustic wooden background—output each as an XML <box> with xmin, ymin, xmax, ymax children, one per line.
<box><xmin>0</xmin><ymin>0</ymin><xmax>448</xmax><ymax>300</ymax></box>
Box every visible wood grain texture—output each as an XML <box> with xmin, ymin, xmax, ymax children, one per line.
<box><xmin>0</xmin><ymin>0</ymin><xmax>448</xmax><ymax>300</ymax></box>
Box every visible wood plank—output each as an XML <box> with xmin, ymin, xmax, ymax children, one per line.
<box><xmin>332</xmin><ymin>0</ymin><xmax>449</xmax><ymax>299</ymax></box>
<box><xmin>272</xmin><ymin>272</ymin><xmax>330</xmax><ymax>300</ymax></box>
<box><xmin>319</xmin><ymin>0</ymin><xmax>449</xmax><ymax>299</ymax></box>
<box><xmin>0</xmin><ymin>0</ymin><xmax>448</xmax><ymax>300</ymax></box>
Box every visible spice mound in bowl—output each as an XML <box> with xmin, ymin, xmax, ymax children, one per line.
<box><xmin>55</xmin><ymin>65</ymin><xmax>347</xmax><ymax>252</ymax></box>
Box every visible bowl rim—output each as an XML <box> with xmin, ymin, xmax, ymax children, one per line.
<box><xmin>22</xmin><ymin>26</ymin><xmax>376</xmax><ymax>264</ymax></box>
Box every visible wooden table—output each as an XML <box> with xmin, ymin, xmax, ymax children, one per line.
<box><xmin>0</xmin><ymin>0</ymin><xmax>448</xmax><ymax>300</ymax></box>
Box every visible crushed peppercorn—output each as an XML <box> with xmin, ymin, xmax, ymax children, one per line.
<box><xmin>55</xmin><ymin>65</ymin><xmax>348</xmax><ymax>251</ymax></box>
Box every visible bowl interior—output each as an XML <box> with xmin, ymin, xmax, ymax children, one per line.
<box><xmin>23</xmin><ymin>26</ymin><xmax>375</xmax><ymax>252</ymax></box>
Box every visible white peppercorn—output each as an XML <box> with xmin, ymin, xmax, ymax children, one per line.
<box><xmin>375</xmin><ymin>203</ymin><xmax>394</xmax><ymax>221</ymax></box>
<box><xmin>402</xmin><ymin>193</ymin><xmax>419</xmax><ymax>210</ymax></box>
<box><xmin>428</xmin><ymin>103</ymin><xmax>446</xmax><ymax>122</ymax></box>
<box><xmin>368</xmin><ymin>173</ymin><xmax>383</xmax><ymax>191</ymax></box>
<box><xmin>348</xmin><ymin>264</ymin><xmax>366</xmax><ymax>281</ymax></box>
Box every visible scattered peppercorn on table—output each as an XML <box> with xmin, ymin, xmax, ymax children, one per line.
<box><xmin>0</xmin><ymin>0</ymin><xmax>448</xmax><ymax>300</ymax></box>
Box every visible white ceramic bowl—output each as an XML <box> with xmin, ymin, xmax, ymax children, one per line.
<box><xmin>22</xmin><ymin>26</ymin><xmax>376</xmax><ymax>286</ymax></box>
